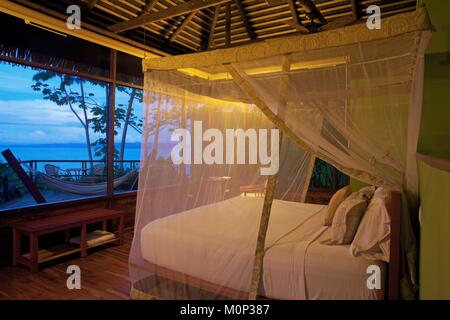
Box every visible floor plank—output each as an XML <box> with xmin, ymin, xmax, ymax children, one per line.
<box><xmin>0</xmin><ymin>230</ymin><xmax>133</xmax><ymax>300</ymax></box>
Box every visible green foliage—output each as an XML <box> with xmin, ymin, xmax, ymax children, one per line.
<box><xmin>31</xmin><ymin>72</ymin><xmax>144</xmax><ymax>163</ymax></box>
<box><xmin>0</xmin><ymin>160</ymin><xmax>8</xmax><ymax>176</ymax></box>
<box><xmin>31</xmin><ymin>72</ymin><xmax>98</xmax><ymax>109</ymax></box>
<box><xmin>310</xmin><ymin>158</ymin><xmax>349</xmax><ymax>189</ymax></box>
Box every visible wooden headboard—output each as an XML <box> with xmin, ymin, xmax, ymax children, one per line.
<box><xmin>386</xmin><ymin>191</ymin><xmax>402</xmax><ymax>300</ymax></box>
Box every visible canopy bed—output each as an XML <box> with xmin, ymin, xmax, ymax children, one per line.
<box><xmin>130</xmin><ymin>8</ymin><xmax>433</xmax><ymax>300</ymax></box>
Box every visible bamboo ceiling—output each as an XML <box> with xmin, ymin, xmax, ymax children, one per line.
<box><xmin>11</xmin><ymin>0</ymin><xmax>417</xmax><ymax>55</ymax></box>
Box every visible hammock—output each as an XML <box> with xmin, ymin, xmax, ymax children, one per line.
<box><xmin>35</xmin><ymin>168</ymin><xmax>138</xmax><ymax>195</ymax></box>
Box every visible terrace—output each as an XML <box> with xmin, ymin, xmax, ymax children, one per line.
<box><xmin>0</xmin><ymin>158</ymin><xmax>140</xmax><ymax>210</ymax></box>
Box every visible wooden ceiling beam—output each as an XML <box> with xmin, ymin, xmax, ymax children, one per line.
<box><xmin>284</xmin><ymin>20</ymin><xmax>310</xmax><ymax>33</ymax></box>
<box><xmin>286</xmin><ymin>0</ymin><xmax>309</xmax><ymax>33</ymax></box>
<box><xmin>207</xmin><ymin>5</ymin><xmax>221</xmax><ymax>49</ymax></box>
<box><xmin>225</xmin><ymin>2</ymin><xmax>231</xmax><ymax>46</ymax></box>
<box><xmin>350</xmin><ymin>0</ymin><xmax>359</xmax><ymax>20</ymax></box>
<box><xmin>287</xmin><ymin>0</ymin><xmax>301</xmax><ymax>25</ymax></box>
<box><xmin>141</xmin><ymin>0</ymin><xmax>158</xmax><ymax>15</ymax></box>
<box><xmin>109</xmin><ymin>0</ymin><xmax>232</xmax><ymax>33</ymax></box>
<box><xmin>298</xmin><ymin>0</ymin><xmax>327</xmax><ymax>25</ymax></box>
<box><xmin>169</xmin><ymin>12</ymin><xmax>196</xmax><ymax>42</ymax></box>
<box><xmin>87</xmin><ymin>0</ymin><xmax>99</xmax><ymax>10</ymax></box>
<box><xmin>265</xmin><ymin>0</ymin><xmax>285</xmax><ymax>6</ymax></box>
<box><xmin>234</xmin><ymin>0</ymin><xmax>256</xmax><ymax>40</ymax></box>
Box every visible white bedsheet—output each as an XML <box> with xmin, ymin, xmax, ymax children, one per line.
<box><xmin>140</xmin><ymin>196</ymin><xmax>385</xmax><ymax>300</ymax></box>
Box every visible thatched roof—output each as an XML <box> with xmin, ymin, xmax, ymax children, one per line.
<box><xmin>13</xmin><ymin>0</ymin><xmax>417</xmax><ymax>55</ymax></box>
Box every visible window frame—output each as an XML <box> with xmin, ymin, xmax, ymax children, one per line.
<box><xmin>0</xmin><ymin>49</ymin><xmax>143</xmax><ymax>214</ymax></box>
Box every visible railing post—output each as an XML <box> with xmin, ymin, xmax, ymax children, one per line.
<box><xmin>27</xmin><ymin>161</ymin><xmax>33</xmax><ymax>182</ymax></box>
<box><xmin>34</xmin><ymin>161</ymin><xmax>37</xmax><ymax>183</ymax></box>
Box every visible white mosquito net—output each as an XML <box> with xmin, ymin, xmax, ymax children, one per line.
<box><xmin>130</xmin><ymin>8</ymin><xmax>433</xmax><ymax>300</ymax></box>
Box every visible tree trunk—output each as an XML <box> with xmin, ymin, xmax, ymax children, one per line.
<box><xmin>80</xmin><ymin>80</ymin><xmax>94</xmax><ymax>171</ymax></box>
<box><xmin>149</xmin><ymin>97</ymin><xmax>162</xmax><ymax>161</ymax></box>
<box><xmin>120</xmin><ymin>88</ymin><xmax>137</xmax><ymax>169</ymax></box>
<box><xmin>60</xmin><ymin>78</ymin><xmax>93</xmax><ymax>172</ymax></box>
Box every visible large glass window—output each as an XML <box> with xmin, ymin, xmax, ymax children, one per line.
<box><xmin>113</xmin><ymin>85</ymin><xmax>143</xmax><ymax>193</ymax></box>
<box><xmin>0</xmin><ymin>61</ymin><xmax>109</xmax><ymax>210</ymax></box>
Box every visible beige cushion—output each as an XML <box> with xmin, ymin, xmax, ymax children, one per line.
<box><xmin>323</xmin><ymin>186</ymin><xmax>351</xmax><ymax>226</ymax></box>
<box><xmin>322</xmin><ymin>192</ymin><xmax>369</xmax><ymax>245</ymax></box>
<box><xmin>350</xmin><ymin>187</ymin><xmax>392</xmax><ymax>262</ymax></box>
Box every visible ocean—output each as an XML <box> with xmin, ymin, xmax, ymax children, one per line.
<box><xmin>0</xmin><ymin>143</ymin><xmax>172</xmax><ymax>171</ymax></box>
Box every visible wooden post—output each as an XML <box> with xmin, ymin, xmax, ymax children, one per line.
<box><xmin>12</xmin><ymin>228</ymin><xmax>20</xmax><ymax>267</ymax></box>
<box><xmin>107</xmin><ymin>49</ymin><xmax>117</xmax><ymax>204</ymax></box>
<box><xmin>181</xmin><ymin>91</ymin><xmax>187</xmax><ymax>180</ymax></box>
<box><xmin>30</xmin><ymin>234</ymin><xmax>39</xmax><ymax>273</ymax></box>
<box><xmin>1</xmin><ymin>149</ymin><xmax>46</xmax><ymax>204</ymax></box>
<box><xmin>388</xmin><ymin>191</ymin><xmax>401</xmax><ymax>300</ymax></box>
<box><xmin>248</xmin><ymin>134</ymin><xmax>282</xmax><ymax>300</ymax></box>
<box><xmin>64</xmin><ymin>229</ymin><xmax>70</xmax><ymax>243</ymax></box>
<box><xmin>80</xmin><ymin>224</ymin><xmax>87</xmax><ymax>257</ymax></box>
<box><xmin>118</xmin><ymin>215</ymin><xmax>124</xmax><ymax>245</ymax></box>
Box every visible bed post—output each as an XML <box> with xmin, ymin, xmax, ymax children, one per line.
<box><xmin>387</xmin><ymin>191</ymin><xmax>401</xmax><ymax>300</ymax></box>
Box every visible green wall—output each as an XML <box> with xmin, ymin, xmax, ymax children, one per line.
<box><xmin>349</xmin><ymin>0</ymin><xmax>450</xmax><ymax>298</ymax></box>
<box><xmin>350</xmin><ymin>179</ymin><xmax>368</xmax><ymax>192</ymax></box>
<box><xmin>418</xmin><ymin>0</ymin><xmax>450</xmax><ymax>54</ymax></box>
<box><xmin>418</xmin><ymin>0</ymin><xmax>450</xmax><ymax>300</ymax></box>
<box><xmin>419</xmin><ymin>161</ymin><xmax>450</xmax><ymax>299</ymax></box>
<box><xmin>418</xmin><ymin>52</ymin><xmax>450</xmax><ymax>160</ymax></box>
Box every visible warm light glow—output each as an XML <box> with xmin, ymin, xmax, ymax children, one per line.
<box><xmin>178</xmin><ymin>57</ymin><xmax>348</xmax><ymax>80</ymax></box>
<box><xmin>24</xmin><ymin>20</ymin><xmax>67</xmax><ymax>37</ymax></box>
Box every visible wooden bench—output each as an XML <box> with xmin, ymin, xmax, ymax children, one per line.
<box><xmin>12</xmin><ymin>208</ymin><xmax>126</xmax><ymax>272</ymax></box>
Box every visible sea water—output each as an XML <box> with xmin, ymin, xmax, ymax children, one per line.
<box><xmin>0</xmin><ymin>143</ymin><xmax>172</xmax><ymax>170</ymax></box>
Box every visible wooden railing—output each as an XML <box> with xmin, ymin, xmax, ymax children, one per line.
<box><xmin>0</xmin><ymin>160</ymin><xmax>141</xmax><ymax>205</ymax></box>
<box><xmin>18</xmin><ymin>159</ymin><xmax>140</xmax><ymax>182</ymax></box>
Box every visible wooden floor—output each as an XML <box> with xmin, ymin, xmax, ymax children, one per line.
<box><xmin>0</xmin><ymin>230</ymin><xmax>133</xmax><ymax>300</ymax></box>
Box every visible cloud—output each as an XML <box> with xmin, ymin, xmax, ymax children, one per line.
<box><xmin>0</xmin><ymin>99</ymin><xmax>106</xmax><ymax>144</ymax></box>
<box><xmin>0</xmin><ymin>99</ymin><xmax>79</xmax><ymax>126</ymax></box>
<box><xmin>0</xmin><ymin>124</ymin><xmax>89</xmax><ymax>144</ymax></box>
<box><xmin>30</xmin><ymin>130</ymin><xmax>46</xmax><ymax>138</ymax></box>
<box><xmin>0</xmin><ymin>63</ymin><xmax>128</xmax><ymax>145</ymax></box>
<box><xmin>0</xmin><ymin>70</ymin><xmax>35</xmax><ymax>94</ymax></box>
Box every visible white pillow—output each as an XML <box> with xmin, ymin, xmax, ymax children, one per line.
<box><xmin>350</xmin><ymin>187</ymin><xmax>392</xmax><ymax>262</ymax></box>
<box><xmin>322</xmin><ymin>192</ymin><xmax>369</xmax><ymax>245</ymax></box>
<box><xmin>356</xmin><ymin>186</ymin><xmax>376</xmax><ymax>201</ymax></box>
